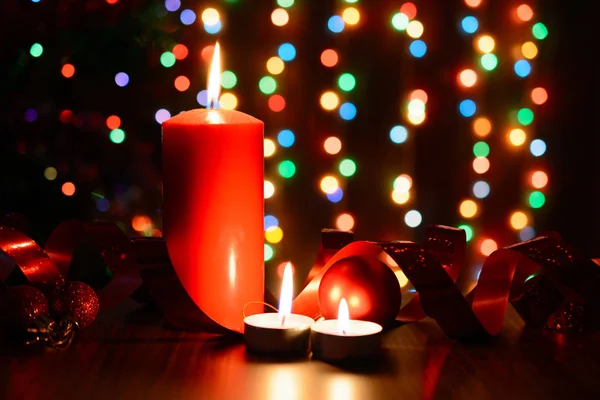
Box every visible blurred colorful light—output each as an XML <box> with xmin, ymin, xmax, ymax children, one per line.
<box><xmin>460</xmin><ymin>200</ymin><xmax>478</xmax><ymax>218</ymax></box>
<box><xmin>321</xmin><ymin>49</ymin><xmax>338</xmax><ymax>67</ymax></box>
<box><xmin>110</xmin><ymin>129</ymin><xmax>125</xmax><ymax>144</ymax></box>
<box><xmin>517</xmin><ymin>108</ymin><xmax>534</xmax><ymax>125</ymax></box>
<box><xmin>277</xmin><ymin>129</ymin><xmax>295</xmax><ymax>147</ymax></box>
<box><xmin>320</xmin><ymin>176</ymin><xmax>340</xmax><ymax>194</ymax></box>
<box><xmin>409</xmin><ymin>40</ymin><xmax>427</xmax><ymax>58</ymax></box>
<box><xmin>174</xmin><ymin>75</ymin><xmax>190</xmax><ymax>92</ymax></box>
<box><xmin>480</xmin><ymin>239</ymin><xmax>497</xmax><ymax>256</ymax></box>
<box><xmin>30</xmin><ymin>43</ymin><xmax>43</xmax><ymax>57</ymax></box>
<box><xmin>259</xmin><ymin>76</ymin><xmax>277</xmax><ymax>94</ymax></box>
<box><xmin>516</xmin><ymin>4</ymin><xmax>534</xmax><ymax>22</ymax></box>
<box><xmin>473</xmin><ymin>141</ymin><xmax>490</xmax><ymax>157</ymax></box>
<box><xmin>278</xmin><ymin>43</ymin><xmax>296</xmax><ymax>61</ymax></box>
<box><xmin>336</xmin><ymin>213</ymin><xmax>355</xmax><ymax>231</ymax></box>
<box><xmin>392</xmin><ymin>13</ymin><xmax>409</xmax><ymax>31</ymax></box>
<box><xmin>461</xmin><ymin>16</ymin><xmax>479</xmax><ymax>34</ymax></box>
<box><xmin>528</xmin><ymin>191</ymin><xmax>545</xmax><ymax>208</ymax></box>
<box><xmin>338</xmin><ymin>73</ymin><xmax>356</xmax><ymax>91</ymax></box>
<box><xmin>521</xmin><ymin>41</ymin><xmax>538</xmax><ymax>59</ymax></box>
<box><xmin>264</xmin><ymin>181</ymin><xmax>275</xmax><ymax>199</ymax></box>
<box><xmin>201</xmin><ymin>8</ymin><xmax>220</xmax><ymax>25</ymax></box>
<box><xmin>264</xmin><ymin>139</ymin><xmax>276</xmax><ymax>157</ymax></box>
<box><xmin>115</xmin><ymin>72</ymin><xmax>129</xmax><ymax>87</ymax></box>
<box><xmin>477</xmin><ymin>35</ymin><xmax>495</xmax><ymax>53</ymax></box>
<box><xmin>271</xmin><ymin>8</ymin><xmax>289</xmax><ymax>26</ymax></box>
<box><xmin>180</xmin><ymin>9</ymin><xmax>196</xmax><ymax>25</ymax></box>
<box><xmin>327</xmin><ymin>188</ymin><xmax>344</xmax><ymax>203</ymax></box>
<box><xmin>328</xmin><ymin>16</ymin><xmax>345</xmax><ymax>33</ymax></box>
<box><xmin>532</xmin><ymin>22</ymin><xmax>548</xmax><ymax>40</ymax></box>
<box><xmin>473</xmin><ymin>157</ymin><xmax>490</xmax><ymax>174</ymax></box>
<box><xmin>473</xmin><ymin>117</ymin><xmax>492</xmax><ymax>137</ymax></box>
<box><xmin>510</xmin><ymin>211</ymin><xmax>528</xmax><ymax>230</ymax></box>
<box><xmin>61</xmin><ymin>64</ymin><xmax>75</xmax><ymax>78</ymax></box>
<box><xmin>514</xmin><ymin>60</ymin><xmax>531</xmax><ymax>77</ymax></box>
<box><xmin>390</xmin><ymin>126</ymin><xmax>408</xmax><ymax>143</ymax></box>
<box><xmin>339</xmin><ymin>159</ymin><xmax>357</xmax><ymax>177</ymax></box>
<box><xmin>480</xmin><ymin>53</ymin><xmax>498</xmax><ymax>70</ymax></box>
<box><xmin>407</xmin><ymin>21</ymin><xmax>424</xmax><ymax>38</ymax></box>
<box><xmin>267</xmin><ymin>57</ymin><xmax>285</xmax><ymax>75</ymax></box>
<box><xmin>342</xmin><ymin>7</ymin><xmax>360</xmax><ymax>25</ymax></box>
<box><xmin>531</xmin><ymin>87</ymin><xmax>548</xmax><ymax>105</ymax></box>
<box><xmin>155</xmin><ymin>109</ymin><xmax>171</xmax><ymax>124</ymax></box>
<box><xmin>268</xmin><ymin>95</ymin><xmax>286</xmax><ymax>112</ymax></box>
<box><xmin>278</xmin><ymin>160</ymin><xmax>296</xmax><ymax>178</ymax></box>
<box><xmin>531</xmin><ymin>171</ymin><xmax>548</xmax><ymax>188</ymax></box>
<box><xmin>320</xmin><ymin>91</ymin><xmax>340</xmax><ymax>110</ymax></box>
<box><xmin>459</xmin><ymin>69</ymin><xmax>477</xmax><ymax>87</ymax></box>
<box><xmin>458</xmin><ymin>224</ymin><xmax>474</xmax><ymax>242</ymax></box>
<box><xmin>509</xmin><ymin>128</ymin><xmax>526</xmax><ymax>146</ymax></box>
<box><xmin>459</xmin><ymin>99</ymin><xmax>477</xmax><ymax>117</ymax></box>
<box><xmin>339</xmin><ymin>102</ymin><xmax>357</xmax><ymax>120</ymax></box>
<box><xmin>530</xmin><ymin>139</ymin><xmax>546</xmax><ymax>156</ymax></box>
<box><xmin>62</xmin><ymin>182</ymin><xmax>76</xmax><ymax>196</ymax></box>
<box><xmin>324</xmin><ymin>137</ymin><xmax>342</xmax><ymax>154</ymax></box>
<box><xmin>405</xmin><ymin>210</ymin><xmax>422</xmax><ymax>228</ymax></box>
<box><xmin>160</xmin><ymin>52</ymin><xmax>176</xmax><ymax>68</ymax></box>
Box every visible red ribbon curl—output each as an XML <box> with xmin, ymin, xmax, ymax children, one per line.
<box><xmin>293</xmin><ymin>225</ymin><xmax>600</xmax><ymax>339</ymax></box>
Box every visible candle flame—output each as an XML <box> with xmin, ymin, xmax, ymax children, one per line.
<box><xmin>207</xmin><ymin>42</ymin><xmax>221</xmax><ymax>109</ymax></box>
<box><xmin>337</xmin><ymin>298</ymin><xmax>349</xmax><ymax>335</ymax></box>
<box><xmin>278</xmin><ymin>262</ymin><xmax>293</xmax><ymax>326</ymax></box>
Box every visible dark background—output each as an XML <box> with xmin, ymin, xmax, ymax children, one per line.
<box><xmin>0</xmin><ymin>0</ymin><xmax>598</xmax><ymax>290</ymax></box>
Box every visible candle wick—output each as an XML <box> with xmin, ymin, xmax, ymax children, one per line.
<box><xmin>281</xmin><ymin>314</ymin><xmax>287</xmax><ymax>327</ymax></box>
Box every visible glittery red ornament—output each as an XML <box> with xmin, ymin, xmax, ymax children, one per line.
<box><xmin>50</xmin><ymin>281</ymin><xmax>99</xmax><ymax>329</ymax></box>
<box><xmin>318</xmin><ymin>256</ymin><xmax>402</xmax><ymax>326</ymax></box>
<box><xmin>0</xmin><ymin>285</ymin><xmax>49</xmax><ymax>331</ymax></box>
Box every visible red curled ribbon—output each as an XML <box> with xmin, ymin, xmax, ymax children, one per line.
<box><xmin>0</xmin><ymin>220</ymin><xmax>141</xmax><ymax>310</ymax></box>
<box><xmin>293</xmin><ymin>225</ymin><xmax>600</xmax><ymax>339</ymax></box>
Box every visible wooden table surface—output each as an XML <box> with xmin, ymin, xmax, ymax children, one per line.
<box><xmin>1</xmin><ymin>299</ymin><xmax>600</xmax><ymax>400</ymax></box>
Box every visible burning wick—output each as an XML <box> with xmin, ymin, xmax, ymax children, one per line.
<box><xmin>338</xmin><ymin>298</ymin><xmax>350</xmax><ymax>335</ymax></box>
<box><xmin>207</xmin><ymin>42</ymin><xmax>221</xmax><ymax>110</ymax></box>
<box><xmin>278</xmin><ymin>262</ymin><xmax>293</xmax><ymax>328</ymax></box>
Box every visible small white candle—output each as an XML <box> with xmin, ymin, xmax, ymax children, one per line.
<box><xmin>244</xmin><ymin>263</ymin><xmax>314</xmax><ymax>354</ymax></box>
<box><xmin>311</xmin><ymin>298</ymin><xmax>383</xmax><ymax>362</ymax></box>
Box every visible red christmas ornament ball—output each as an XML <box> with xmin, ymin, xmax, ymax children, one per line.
<box><xmin>0</xmin><ymin>285</ymin><xmax>49</xmax><ymax>331</ymax></box>
<box><xmin>50</xmin><ymin>281</ymin><xmax>99</xmax><ymax>329</ymax></box>
<box><xmin>318</xmin><ymin>256</ymin><xmax>402</xmax><ymax>326</ymax></box>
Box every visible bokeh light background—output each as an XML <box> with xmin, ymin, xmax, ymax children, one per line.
<box><xmin>3</xmin><ymin>0</ymin><xmax>589</xmax><ymax>292</ymax></box>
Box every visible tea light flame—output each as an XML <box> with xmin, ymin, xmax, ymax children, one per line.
<box><xmin>279</xmin><ymin>262</ymin><xmax>293</xmax><ymax>326</ymax></box>
<box><xmin>337</xmin><ymin>298</ymin><xmax>349</xmax><ymax>335</ymax></box>
<box><xmin>207</xmin><ymin>42</ymin><xmax>221</xmax><ymax>109</ymax></box>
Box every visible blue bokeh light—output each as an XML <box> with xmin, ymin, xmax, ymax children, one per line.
<box><xmin>339</xmin><ymin>102</ymin><xmax>357</xmax><ymax>120</ymax></box>
<box><xmin>180</xmin><ymin>9</ymin><xmax>196</xmax><ymax>25</ymax></box>
<box><xmin>278</xmin><ymin>43</ymin><xmax>296</xmax><ymax>61</ymax></box>
<box><xmin>519</xmin><ymin>226</ymin><xmax>536</xmax><ymax>241</ymax></box>
<box><xmin>96</xmin><ymin>198</ymin><xmax>110</xmax><ymax>212</ymax></box>
<box><xmin>327</xmin><ymin>188</ymin><xmax>344</xmax><ymax>203</ymax></box>
<box><xmin>514</xmin><ymin>60</ymin><xmax>531</xmax><ymax>77</ymax></box>
<box><xmin>328</xmin><ymin>16</ymin><xmax>345</xmax><ymax>33</ymax></box>
<box><xmin>205</xmin><ymin>21</ymin><xmax>222</xmax><ymax>34</ymax></box>
<box><xmin>115</xmin><ymin>72</ymin><xmax>129</xmax><ymax>87</ymax></box>
<box><xmin>459</xmin><ymin>99</ymin><xmax>477</xmax><ymax>117</ymax></box>
<box><xmin>530</xmin><ymin>139</ymin><xmax>547</xmax><ymax>157</ymax></box>
<box><xmin>409</xmin><ymin>40</ymin><xmax>427</xmax><ymax>58</ymax></box>
<box><xmin>277</xmin><ymin>129</ymin><xmax>295</xmax><ymax>147</ymax></box>
<box><xmin>264</xmin><ymin>215</ymin><xmax>279</xmax><ymax>230</ymax></box>
<box><xmin>473</xmin><ymin>180</ymin><xmax>490</xmax><ymax>199</ymax></box>
<box><xmin>461</xmin><ymin>16</ymin><xmax>478</xmax><ymax>34</ymax></box>
<box><xmin>390</xmin><ymin>125</ymin><xmax>408</xmax><ymax>143</ymax></box>
<box><xmin>165</xmin><ymin>0</ymin><xmax>181</xmax><ymax>12</ymax></box>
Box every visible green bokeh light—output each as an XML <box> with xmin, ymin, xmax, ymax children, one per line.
<box><xmin>517</xmin><ymin>108</ymin><xmax>534</xmax><ymax>126</ymax></box>
<box><xmin>345</xmin><ymin>0</ymin><xmax>358</xmax><ymax>3</ymax></box>
<box><xmin>480</xmin><ymin>53</ymin><xmax>498</xmax><ymax>71</ymax></box>
<box><xmin>221</xmin><ymin>70</ymin><xmax>237</xmax><ymax>89</ymax></box>
<box><xmin>392</xmin><ymin>13</ymin><xmax>409</xmax><ymax>31</ymax></box>
<box><xmin>30</xmin><ymin>43</ymin><xmax>43</xmax><ymax>57</ymax></box>
<box><xmin>278</xmin><ymin>160</ymin><xmax>296</xmax><ymax>178</ymax></box>
<box><xmin>277</xmin><ymin>0</ymin><xmax>294</xmax><ymax>7</ymax></box>
<box><xmin>259</xmin><ymin>76</ymin><xmax>277</xmax><ymax>94</ymax></box>
<box><xmin>339</xmin><ymin>159</ymin><xmax>357</xmax><ymax>177</ymax></box>
<box><xmin>338</xmin><ymin>73</ymin><xmax>356</xmax><ymax>92</ymax></box>
<box><xmin>110</xmin><ymin>129</ymin><xmax>126</xmax><ymax>144</ymax></box>
<box><xmin>529</xmin><ymin>191</ymin><xmax>546</xmax><ymax>208</ymax></box>
<box><xmin>458</xmin><ymin>224</ymin><xmax>473</xmax><ymax>242</ymax></box>
<box><xmin>160</xmin><ymin>52</ymin><xmax>176</xmax><ymax>68</ymax></box>
<box><xmin>532</xmin><ymin>22</ymin><xmax>548</xmax><ymax>40</ymax></box>
<box><xmin>44</xmin><ymin>167</ymin><xmax>57</xmax><ymax>181</ymax></box>
<box><xmin>264</xmin><ymin>244</ymin><xmax>274</xmax><ymax>261</ymax></box>
<box><xmin>473</xmin><ymin>141</ymin><xmax>490</xmax><ymax>157</ymax></box>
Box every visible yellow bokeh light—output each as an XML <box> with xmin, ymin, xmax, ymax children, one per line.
<box><xmin>480</xmin><ymin>239</ymin><xmax>497</xmax><ymax>256</ymax></box>
<box><xmin>394</xmin><ymin>174</ymin><xmax>413</xmax><ymax>192</ymax></box>
<box><xmin>465</xmin><ymin>0</ymin><xmax>482</xmax><ymax>8</ymax></box>
<box><xmin>407</xmin><ymin>112</ymin><xmax>426</xmax><ymax>125</ymax></box>
<box><xmin>219</xmin><ymin>93</ymin><xmax>238</xmax><ymax>110</ymax></box>
<box><xmin>473</xmin><ymin>117</ymin><xmax>492</xmax><ymax>137</ymax></box>
<box><xmin>264</xmin><ymin>181</ymin><xmax>275</xmax><ymax>199</ymax></box>
<box><xmin>477</xmin><ymin>35</ymin><xmax>495</xmax><ymax>53</ymax></box>
<box><xmin>320</xmin><ymin>176</ymin><xmax>339</xmax><ymax>194</ymax></box>
<box><xmin>459</xmin><ymin>69</ymin><xmax>477</xmax><ymax>87</ymax></box>
<box><xmin>336</xmin><ymin>213</ymin><xmax>355</xmax><ymax>231</ymax></box>
<box><xmin>342</xmin><ymin>7</ymin><xmax>360</xmax><ymax>25</ymax></box>
<box><xmin>509</xmin><ymin>128</ymin><xmax>526</xmax><ymax>146</ymax></box>
<box><xmin>531</xmin><ymin>171</ymin><xmax>548</xmax><ymax>188</ymax></box>
<box><xmin>459</xmin><ymin>199</ymin><xmax>478</xmax><ymax>218</ymax></box>
<box><xmin>392</xmin><ymin>190</ymin><xmax>410</xmax><ymax>205</ymax></box>
<box><xmin>266</xmin><ymin>57</ymin><xmax>285</xmax><ymax>75</ymax></box>
<box><xmin>473</xmin><ymin>157</ymin><xmax>490</xmax><ymax>174</ymax></box>
<box><xmin>264</xmin><ymin>139</ymin><xmax>276</xmax><ymax>157</ymax></box>
<box><xmin>324</xmin><ymin>137</ymin><xmax>342</xmax><ymax>154</ymax></box>
<box><xmin>407</xmin><ymin>20</ymin><xmax>424</xmax><ymax>39</ymax></box>
<box><xmin>510</xmin><ymin>211</ymin><xmax>528</xmax><ymax>230</ymax></box>
<box><xmin>320</xmin><ymin>91</ymin><xmax>340</xmax><ymax>111</ymax></box>
<box><xmin>521</xmin><ymin>41</ymin><xmax>538</xmax><ymax>59</ymax></box>
<box><xmin>202</xmin><ymin>8</ymin><xmax>220</xmax><ymax>25</ymax></box>
<box><xmin>265</xmin><ymin>226</ymin><xmax>284</xmax><ymax>243</ymax></box>
<box><xmin>271</xmin><ymin>8</ymin><xmax>289</xmax><ymax>26</ymax></box>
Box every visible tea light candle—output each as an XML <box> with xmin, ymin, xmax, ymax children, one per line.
<box><xmin>311</xmin><ymin>298</ymin><xmax>383</xmax><ymax>362</ymax></box>
<box><xmin>244</xmin><ymin>263</ymin><xmax>314</xmax><ymax>354</ymax></box>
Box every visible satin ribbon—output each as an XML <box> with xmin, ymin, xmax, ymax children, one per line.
<box><xmin>293</xmin><ymin>225</ymin><xmax>600</xmax><ymax>339</ymax></box>
<box><xmin>0</xmin><ymin>220</ymin><xmax>141</xmax><ymax>310</ymax></box>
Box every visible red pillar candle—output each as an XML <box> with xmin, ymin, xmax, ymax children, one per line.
<box><xmin>162</xmin><ymin>43</ymin><xmax>264</xmax><ymax>333</ymax></box>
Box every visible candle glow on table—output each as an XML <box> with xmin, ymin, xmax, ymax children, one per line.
<box><xmin>311</xmin><ymin>298</ymin><xmax>383</xmax><ymax>362</ymax></box>
<box><xmin>244</xmin><ymin>263</ymin><xmax>314</xmax><ymax>354</ymax></box>
<box><xmin>162</xmin><ymin>42</ymin><xmax>264</xmax><ymax>333</ymax></box>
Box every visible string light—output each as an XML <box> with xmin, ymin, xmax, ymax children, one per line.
<box><xmin>342</xmin><ymin>7</ymin><xmax>360</xmax><ymax>25</ymax></box>
<box><xmin>271</xmin><ymin>8</ymin><xmax>289</xmax><ymax>26</ymax></box>
<box><xmin>321</xmin><ymin>49</ymin><xmax>338</xmax><ymax>67</ymax></box>
<box><xmin>267</xmin><ymin>57</ymin><xmax>285</xmax><ymax>75</ymax></box>
<box><xmin>516</xmin><ymin>4</ymin><xmax>534</xmax><ymax>22</ymax></box>
<box><xmin>405</xmin><ymin>210</ymin><xmax>422</xmax><ymax>228</ymax></box>
<box><xmin>61</xmin><ymin>64</ymin><xmax>75</xmax><ymax>78</ymax></box>
<box><xmin>531</xmin><ymin>87</ymin><xmax>548</xmax><ymax>105</ymax></box>
<box><xmin>320</xmin><ymin>176</ymin><xmax>340</xmax><ymax>194</ymax></box>
<box><xmin>324</xmin><ymin>137</ymin><xmax>342</xmax><ymax>154</ymax></box>
<box><xmin>320</xmin><ymin>91</ymin><xmax>340</xmax><ymax>110</ymax></box>
<box><xmin>336</xmin><ymin>213</ymin><xmax>355</xmax><ymax>231</ymax></box>
<box><xmin>480</xmin><ymin>239</ymin><xmax>497</xmax><ymax>256</ymax></box>
<box><xmin>264</xmin><ymin>139</ymin><xmax>276</xmax><ymax>157</ymax></box>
